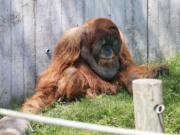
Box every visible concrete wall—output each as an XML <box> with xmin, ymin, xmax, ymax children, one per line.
<box><xmin>0</xmin><ymin>0</ymin><xmax>180</xmax><ymax>106</ymax></box>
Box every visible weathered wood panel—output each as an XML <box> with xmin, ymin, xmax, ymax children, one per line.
<box><xmin>23</xmin><ymin>0</ymin><xmax>36</xmax><ymax>97</ymax></box>
<box><xmin>11</xmin><ymin>0</ymin><xmax>24</xmax><ymax>104</ymax></box>
<box><xmin>35</xmin><ymin>0</ymin><xmax>60</xmax><ymax>75</ymax></box>
<box><xmin>61</xmin><ymin>0</ymin><xmax>77</xmax><ymax>31</ymax></box>
<box><xmin>62</xmin><ymin>0</ymin><xmax>85</xmax><ymax>30</ymax></box>
<box><xmin>75</xmin><ymin>0</ymin><xmax>85</xmax><ymax>26</ymax></box>
<box><xmin>128</xmin><ymin>0</ymin><xmax>147</xmax><ymax>64</ymax></box>
<box><xmin>148</xmin><ymin>0</ymin><xmax>180</xmax><ymax>61</ymax></box>
<box><xmin>36</xmin><ymin>0</ymin><xmax>51</xmax><ymax>75</ymax></box>
<box><xmin>111</xmin><ymin>0</ymin><xmax>148</xmax><ymax>64</ymax></box>
<box><xmin>0</xmin><ymin>0</ymin><xmax>179</xmax><ymax>105</ymax></box>
<box><xmin>94</xmin><ymin>0</ymin><xmax>111</xmax><ymax>18</ymax></box>
<box><xmin>84</xmin><ymin>0</ymin><xmax>95</xmax><ymax>20</ymax></box>
<box><xmin>0</xmin><ymin>0</ymin><xmax>12</xmax><ymax>107</ymax></box>
<box><xmin>111</xmin><ymin>0</ymin><xmax>125</xmax><ymax>30</ymax></box>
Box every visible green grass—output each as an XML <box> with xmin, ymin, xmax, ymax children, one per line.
<box><xmin>158</xmin><ymin>53</ymin><xmax>180</xmax><ymax>134</ymax></box>
<box><xmin>2</xmin><ymin>53</ymin><xmax>180</xmax><ymax>135</ymax></box>
<box><xmin>28</xmin><ymin>91</ymin><xmax>134</xmax><ymax>135</ymax></box>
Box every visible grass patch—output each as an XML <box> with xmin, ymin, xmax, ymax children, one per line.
<box><xmin>158</xmin><ymin>53</ymin><xmax>180</xmax><ymax>134</ymax></box>
<box><xmin>6</xmin><ymin>53</ymin><xmax>180</xmax><ymax>135</ymax></box>
<box><xmin>29</xmin><ymin>91</ymin><xmax>134</xmax><ymax>135</ymax></box>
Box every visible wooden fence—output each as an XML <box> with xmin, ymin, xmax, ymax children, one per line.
<box><xmin>0</xmin><ymin>0</ymin><xmax>180</xmax><ymax>106</ymax></box>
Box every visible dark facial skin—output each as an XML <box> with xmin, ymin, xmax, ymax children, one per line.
<box><xmin>81</xmin><ymin>35</ymin><xmax>121</xmax><ymax>81</ymax></box>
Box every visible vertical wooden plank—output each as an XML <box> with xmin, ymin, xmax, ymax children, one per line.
<box><xmin>23</xmin><ymin>0</ymin><xmax>36</xmax><ymax>97</ymax></box>
<box><xmin>61</xmin><ymin>0</ymin><xmax>77</xmax><ymax>32</ymax></box>
<box><xmin>84</xmin><ymin>0</ymin><xmax>95</xmax><ymax>21</ymax></box>
<box><xmin>158</xmin><ymin>0</ymin><xmax>170</xmax><ymax>59</ymax></box>
<box><xmin>148</xmin><ymin>0</ymin><xmax>167</xmax><ymax>61</ymax></box>
<box><xmin>36</xmin><ymin>0</ymin><xmax>51</xmax><ymax>75</ymax></box>
<box><xmin>49</xmin><ymin>0</ymin><xmax>62</xmax><ymax>43</ymax></box>
<box><xmin>148</xmin><ymin>0</ymin><xmax>159</xmax><ymax>61</ymax></box>
<box><xmin>148</xmin><ymin>0</ymin><xmax>180</xmax><ymax>61</ymax></box>
<box><xmin>111</xmin><ymin>0</ymin><xmax>126</xmax><ymax>30</ymax></box>
<box><xmin>11</xmin><ymin>0</ymin><xmax>24</xmax><ymax>104</ymax></box>
<box><xmin>61</xmin><ymin>0</ymin><xmax>85</xmax><ymax>31</ymax></box>
<box><xmin>0</xmin><ymin>0</ymin><xmax>11</xmax><ymax>107</ymax></box>
<box><xmin>36</xmin><ymin>0</ymin><xmax>61</xmax><ymax>75</ymax></box>
<box><xmin>94</xmin><ymin>0</ymin><xmax>111</xmax><ymax>18</ymax></box>
<box><xmin>76</xmin><ymin>0</ymin><xmax>85</xmax><ymax>25</ymax></box>
<box><xmin>84</xmin><ymin>0</ymin><xmax>111</xmax><ymax>21</ymax></box>
<box><xmin>134</xmin><ymin>0</ymin><xmax>148</xmax><ymax>63</ymax></box>
<box><xmin>123</xmin><ymin>0</ymin><xmax>147</xmax><ymax>64</ymax></box>
<box><xmin>168</xmin><ymin>0</ymin><xmax>180</xmax><ymax>54</ymax></box>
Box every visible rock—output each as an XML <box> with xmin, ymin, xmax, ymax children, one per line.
<box><xmin>0</xmin><ymin>117</ymin><xmax>32</xmax><ymax>135</ymax></box>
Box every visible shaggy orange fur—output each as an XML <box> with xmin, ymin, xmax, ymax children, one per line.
<box><xmin>21</xmin><ymin>18</ymin><xmax>169</xmax><ymax>114</ymax></box>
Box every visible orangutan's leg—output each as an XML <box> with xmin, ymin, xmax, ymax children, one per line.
<box><xmin>21</xmin><ymin>90</ymin><xmax>57</xmax><ymax>114</ymax></box>
<box><xmin>21</xmin><ymin>67</ymin><xmax>88</xmax><ymax>113</ymax></box>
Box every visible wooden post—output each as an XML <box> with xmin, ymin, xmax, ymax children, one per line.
<box><xmin>133</xmin><ymin>79</ymin><xmax>165</xmax><ymax>133</ymax></box>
